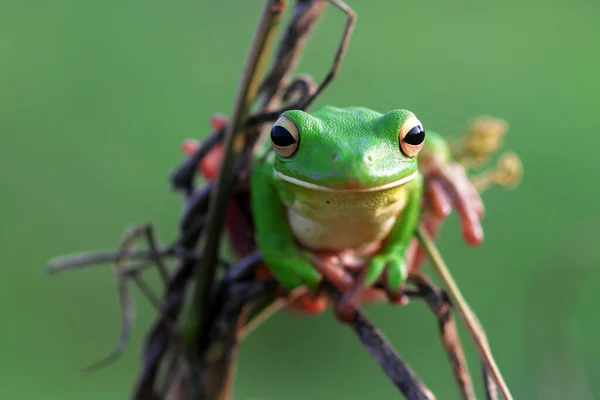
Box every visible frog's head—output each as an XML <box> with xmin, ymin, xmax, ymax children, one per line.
<box><xmin>269</xmin><ymin>106</ymin><xmax>425</xmax><ymax>191</ymax></box>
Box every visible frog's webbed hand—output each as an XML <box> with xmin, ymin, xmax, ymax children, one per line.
<box><xmin>336</xmin><ymin>248</ymin><xmax>410</xmax><ymax>322</ymax></box>
<box><xmin>250</xmin><ymin>163</ymin><xmax>321</xmax><ymax>291</ymax></box>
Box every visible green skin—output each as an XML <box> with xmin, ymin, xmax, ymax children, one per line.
<box><xmin>250</xmin><ymin>106</ymin><xmax>449</xmax><ymax>293</ymax></box>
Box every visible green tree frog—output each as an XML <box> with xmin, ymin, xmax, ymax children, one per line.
<box><xmin>250</xmin><ymin>106</ymin><xmax>440</xmax><ymax>302</ymax></box>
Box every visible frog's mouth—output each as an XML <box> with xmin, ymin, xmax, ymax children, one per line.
<box><xmin>274</xmin><ymin>170</ymin><xmax>418</xmax><ymax>193</ymax></box>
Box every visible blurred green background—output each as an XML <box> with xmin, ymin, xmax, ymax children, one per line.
<box><xmin>1</xmin><ymin>0</ymin><xmax>599</xmax><ymax>399</ymax></box>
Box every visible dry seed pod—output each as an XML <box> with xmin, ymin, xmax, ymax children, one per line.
<box><xmin>458</xmin><ymin>116</ymin><xmax>509</xmax><ymax>167</ymax></box>
<box><xmin>471</xmin><ymin>151</ymin><xmax>523</xmax><ymax>192</ymax></box>
<box><xmin>492</xmin><ymin>151</ymin><xmax>523</xmax><ymax>189</ymax></box>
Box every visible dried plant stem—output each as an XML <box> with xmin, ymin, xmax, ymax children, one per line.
<box><xmin>185</xmin><ymin>1</ymin><xmax>284</xmax><ymax>397</ymax></box>
<box><xmin>46</xmin><ymin>248</ymin><xmax>174</xmax><ymax>273</ymax></box>
<box><xmin>325</xmin><ymin>284</ymin><xmax>436</xmax><ymax>400</ymax></box>
<box><xmin>409</xmin><ymin>274</ymin><xmax>477</xmax><ymax>400</ymax></box>
<box><xmin>239</xmin><ymin>286</ymin><xmax>308</xmax><ymax>340</ymax></box>
<box><xmin>416</xmin><ymin>226</ymin><xmax>513</xmax><ymax>400</ymax></box>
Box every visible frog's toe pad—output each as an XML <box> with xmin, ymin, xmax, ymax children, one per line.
<box><xmin>385</xmin><ymin>256</ymin><xmax>408</xmax><ymax>291</ymax></box>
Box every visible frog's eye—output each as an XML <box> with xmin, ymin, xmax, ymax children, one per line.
<box><xmin>399</xmin><ymin>115</ymin><xmax>426</xmax><ymax>157</ymax></box>
<box><xmin>271</xmin><ymin>115</ymin><xmax>300</xmax><ymax>158</ymax></box>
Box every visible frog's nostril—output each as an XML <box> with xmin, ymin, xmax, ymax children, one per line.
<box><xmin>364</xmin><ymin>153</ymin><xmax>373</xmax><ymax>163</ymax></box>
<box><xmin>332</xmin><ymin>154</ymin><xmax>339</xmax><ymax>162</ymax></box>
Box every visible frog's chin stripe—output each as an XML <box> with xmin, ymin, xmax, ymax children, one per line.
<box><xmin>273</xmin><ymin>170</ymin><xmax>418</xmax><ymax>193</ymax></box>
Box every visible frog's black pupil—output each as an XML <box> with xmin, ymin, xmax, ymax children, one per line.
<box><xmin>271</xmin><ymin>125</ymin><xmax>296</xmax><ymax>147</ymax></box>
<box><xmin>403</xmin><ymin>125</ymin><xmax>425</xmax><ymax>145</ymax></box>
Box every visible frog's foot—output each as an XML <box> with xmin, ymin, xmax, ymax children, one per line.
<box><xmin>333</xmin><ymin>254</ymin><xmax>409</xmax><ymax>323</ymax></box>
<box><xmin>382</xmin><ymin>268</ymin><xmax>410</xmax><ymax>306</ymax></box>
<box><xmin>364</xmin><ymin>251</ymin><xmax>409</xmax><ymax>305</ymax></box>
<box><xmin>311</xmin><ymin>253</ymin><xmax>354</xmax><ymax>292</ymax></box>
<box><xmin>264</xmin><ymin>251</ymin><xmax>324</xmax><ymax>297</ymax></box>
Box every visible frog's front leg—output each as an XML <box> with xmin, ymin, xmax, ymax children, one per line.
<box><xmin>335</xmin><ymin>176</ymin><xmax>423</xmax><ymax>322</ymax></box>
<box><xmin>250</xmin><ymin>162</ymin><xmax>321</xmax><ymax>290</ymax></box>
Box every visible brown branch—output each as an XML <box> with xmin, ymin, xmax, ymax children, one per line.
<box><xmin>408</xmin><ymin>274</ymin><xmax>477</xmax><ymax>400</ymax></box>
<box><xmin>325</xmin><ymin>283</ymin><xmax>436</xmax><ymax>400</ymax></box>
<box><xmin>416</xmin><ymin>226</ymin><xmax>511</xmax><ymax>399</ymax></box>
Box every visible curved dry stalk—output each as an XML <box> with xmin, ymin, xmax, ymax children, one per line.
<box><xmin>300</xmin><ymin>0</ymin><xmax>356</xmax><ymax>109</ymax></box>
<box><xmin>408</xmin><ymin>274</ymin><xmax>477</xmax><ymax>400</ymax></box>
<box><xmin>239</xmin><ymin>285</ymin><xmax>309</xmax><ymax>340</ymax></box>
<box><xmin>132</xmin><ymin>257</ymin><xmax>196</xmax><ymax>400</ymax></box>
<box><xmin>81</xmin><ymin>225</ymin><xmax>147</xmax><ymax>375</ymax></box>
<box><xmin>77</xmin><ymin>224</ymin><xmax>180</xmax><ymax>376</ymax></box>
<box><xmin>325</xmin><ymin>283</ymin><xmax>436</xmax><ymax>400</ymax></box>
<box><xmin>45</xmin><ymin>247</ymin><xmax>174</xmax><ymax>274</ymax></box>
<box><xmin>416</xmin><ymin>226</ymin><xmax>512</xmax><ymax>400</ymax></box>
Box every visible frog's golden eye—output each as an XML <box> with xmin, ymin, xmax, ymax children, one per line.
<box><xmin>399</xmin><ymin>115</ymin><xmax>426</xmax><ymax>157</ymax></box>
<box><xmin>271</xmin><ymin>115</ymin><xmax>300</xmax><ymax>158</ymax></box>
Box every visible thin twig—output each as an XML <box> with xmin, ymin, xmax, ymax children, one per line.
<box><xmin>416</xmin><ymin>226</ymin><xmax>513</xmax><ymax>400</ymax></box>
<box><xmin>132</xmin><ymin>260</ymin><xmax>194</xmax><ymax>400</ymax></box>
<box><xmin>45</xmin><ymin>247</ymin><xmax>175</xmax><ymax>274</ymax></box>
<box><xmin>239</xmin><ymin>285</ymin><xmax>309</xmax><ymax>340</ymax></box>
<box><xmin>142</xmin><ymin>224</ymin><xmax>170</xmax><ymax>284</ymax></box>
<box><xmin>300</xmin><ymin>0</ymin><xmax>355</xmax><ymax>109</ymax></box>
<box><xmin>81</xmin><ymin>226</ymin><xmax>145</xmax><ymax>375</ymax></box>
<box><xmin>325</xmin><ymin>283</ymin><xmax>436</xmax><ymax>400</ymax></box>
<box><xmin>256</xmin><ymin>0</ymin><xmax>327</xmax><ymax>110</ymax></box>
<box><xmin>408</xmin><ymin>274</ymin><xmax>476</xmax><ymax>400</ymax></box>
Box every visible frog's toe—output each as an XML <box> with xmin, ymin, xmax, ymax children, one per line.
<box><xmin>296</xmin><ymin>268</ymin><xmax>322</xmax><ymax>290</ymax></box>
<box><xmin>278</xmin><ymin>259</ymin><xmax>321</xmax><ymax>290</ymax></box>
<box><xmin>276</xmin><ymin>272</ymin><xmax>304</xmax><ymax>292</ymax></box>
<box><xmin>364</xmin><ymin>255</ymin><xmax>386</xmax><ymax>288</ymax></box>
<box><xmin>383</xmin><ymin>257</ymin><xmax>408</xmax><ymax>304</ymax></box>
<box><xmin>386</xmin><ymin>257</ymin><xmax>408</xmax><ymax>290</ymax></box>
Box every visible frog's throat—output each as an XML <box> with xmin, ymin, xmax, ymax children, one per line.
<box><xmin>273</xmin><ymin>170</ymin><xmax>418</xmax><ymax>192</ymax></box>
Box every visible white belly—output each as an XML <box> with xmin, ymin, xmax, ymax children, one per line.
<box><xmin>279</xmin><ymin>181</ymin><xmax>411</xmax><ymax>252</ymax></box>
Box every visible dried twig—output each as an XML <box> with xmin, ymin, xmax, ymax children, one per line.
<box><xmin>416</xmin><ymin>226</ymin><xmax>511</xmax><ymax>400</ymax></box>
<box><xmin>46</xmin><ymin>248</ymin><xmax>174</xmax><ymax>273</ymax></box>
<box><xmin>82</xmin><ymin>225</ymin><xmax>152</xmax><ymax>375</ymax></box>
<box><xmin>325</xmin><ymin>283</ymin><xmax>436</xmax><ymax>400</ymax></box>
<box><xmin>408</xmin><ymin>274</ymin><xmax>477</xmax><ymax>400</ymax></box>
